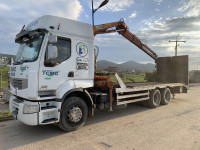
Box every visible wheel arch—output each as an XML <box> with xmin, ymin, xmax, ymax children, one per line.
<box><xmin>59</xmin><ymin>88</ymin><xmax>94</xmax><ymax>117</ymax></box>
<box><xmin>149</xmin><ymin>87</ymin><xmax>160</xmax><ymax>92</ymax></box>
<box><xmin>160</xmin><ymin>86</ymin><xmax>171</xmax><ymax>91</ymax></box>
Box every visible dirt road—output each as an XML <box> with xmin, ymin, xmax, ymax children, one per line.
<box><xmin>0</xmin><ymin>84</ymin><xmax>200</xmax><ymax>150</ymax></box>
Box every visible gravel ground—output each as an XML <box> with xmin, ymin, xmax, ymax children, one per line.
<box><xmin>0</xmin><ymin>84</ymin><xmax>200</xmax><ymax>150</ymax></box>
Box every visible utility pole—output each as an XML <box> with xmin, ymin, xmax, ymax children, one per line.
<box><xmin>169</xmin><ymin>35</ymin><xmax>186</xmax><ymax>56</ymax></box>
<box><xmin>0</xmin><ymin>56</ymin><xmax>2</xmax><ymax>93</ymax></box>
<box><xmin>92</xmin><ymin>0</ymin><xmax>94</xmax><ymax>26</ymax></box>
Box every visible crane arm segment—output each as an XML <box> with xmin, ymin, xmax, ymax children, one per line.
<box><xmin>93</xmin><ymin>20</ymin><xmax>158</xmax><ymax>61</ymax></box>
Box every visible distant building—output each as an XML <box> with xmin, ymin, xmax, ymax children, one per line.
<box><xmin>132</xmin><ymin>69</ymin><xmax>144</xmax><ymax>75</ymax></box>
<box><xmin>122</xmin><ymin>70</ymin><xmax>132</xmax><ymax>74</ymax></box>
<box><xmin>96</xmin><ymin>67</ymin><xmax>104</xmax><ymax>72</ymax></box>
<box><xmin>105</xmin><ymin>66</ymin><xmax>120</xmax><ymax>73</ymax></box>
<box><xmin>0</xmin><ymin>53</ymin><xmax>16</xmax><ymax>66</ymax></box>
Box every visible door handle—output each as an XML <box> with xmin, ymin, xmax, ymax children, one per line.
<box><xmin>68</xmin><ymin>71</ymin><xmax>74</xmax><ymax>77</ymax></box>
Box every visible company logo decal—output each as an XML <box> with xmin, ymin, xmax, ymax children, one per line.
<box><xmin>27</xmin><ymin>21</ymin><xmax>38</xmax><ymax>31</ymax></box>
<box><xmin>11</xmin><ymin>67</ymin><xmax>16</xmax><ymax>76</ymax></box>
<box><xmin>11</xmin><ymin>67</ymin><xmax>16</xmax><ymax>72</ymax></box>
<box><xmin>20</xmin><ymin>66</ymin><xmax>28</xmax><ymax>72</ymax></box>
<box><xmin>76</xmin><ymin>42</ymin><xmax>88</xmax><ymax>57</ymax></box>
<box><xmin>20</xmin><ymin>65</ymin><xmax>28</xmax><ymax>75</ymax></box>
<box><xmin>42</xmin><ymin>70</ymin><xmax>60</xmax><ymax>80</ymax></box>
<box><xmin>76</xmin><ymin>57</ymin><xmax>88</xmax><ymax>70</ymax></box>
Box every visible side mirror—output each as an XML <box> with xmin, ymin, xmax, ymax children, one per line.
<box><xmin>47</xmin><ymin>44</ymin><xmax>58</xmax><ymax>59</ymax></box>
<box><xmin>48</xmin><ymin>35</ymin><xmax>57</xmax><ymax>44</ymax></box>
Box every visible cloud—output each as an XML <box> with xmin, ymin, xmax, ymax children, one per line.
<box><xmin>178</xmin><ymin>0</ymin><xmax>200</xmax><ymax>17</ymax></box>
<box><xmin>0</xmin><ymin>0</ymin><xmax>83</xmax><ymax>19</ymax></box>
<box><xmin>154</xmin><ymin>0</ymin><xmax>163</xmax><ymax>5</ymax></box>
<box><xmin>0</xmin><ymin>2</ymin><xmax>10</xmax><ymax>10</ymax></box>
<box><xmin>140</xmin><ymin>16</ymin><xmax>200</xmax><ymax>38</ymax></box>
<box><xmin>0</xmin><ymin>0</ymin><xmax>199</xmax><ymax>70</ymax></box>
<box><xmin>0</xmin><ymin>0</ymin><xmax>83</xmax><ymax>54</ymax></box>
<box><xmin>129</xmin><ymin>11</ymin><xmax>137</xmax><ymax>18</ymax></box>
<box><xmin>136</xmin><ymin>15</ymin><xmax>200</xmax><ymax>68</ymax></box>
<box><xmin>95</xmin><ymin>15</ymin><xmax>200</xmax><ymax>67</ymax></box>
<box><xmin>91</xmin><ymin>0</ymin><xmax>134</xmax><ymax>12</ymax></box>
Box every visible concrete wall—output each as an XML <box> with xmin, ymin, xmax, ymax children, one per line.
<box><xmin>156</xmin><ymin>55</ymin><xmax>189</xmax><ymax>85</ymax></box>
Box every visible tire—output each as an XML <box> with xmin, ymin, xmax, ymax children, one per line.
<box><xmin>160</xmin><ymin>88</ymin><xmax>171</xmax><ymax>105</ymax></box>
<box><xmin>147</xmin><ymin>89</ymin><xmax>161</xmax><ymax>108</ymax></box>
<box><xmin>59</xmin><ymin>97</ymin><xmax>88</xmax><ymax>132</ymax></box>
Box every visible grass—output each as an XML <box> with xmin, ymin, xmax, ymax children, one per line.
<box><xmin>109</xmin><ymin>73</ymin><xmax>147</xmax><ymax>83</ymax></box>
<box><xmin>122</xmin><ymin>73</ymin><xmax>147</xmax><ymax>82</ymax></box>
<box><xmin>0</xmin><ymin>110</ymin><xmax>12</xmax><ymax>118</ymax></box>
<box><xmin>0</xmin><ymin>81</ymin><xmax>8</xmax><ymax>87</ymax></box>
<box><xmin>0</xmin><ymin>66</ymin><xmax>9</xmax><ymax>90</ymax></box>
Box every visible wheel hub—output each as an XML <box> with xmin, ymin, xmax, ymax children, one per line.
<box><xmin>165</xmin><ymin>91</ymin><xmax>170</xmax><ymax>101</ymax></box>
<box><xmin>68</xmin><ymin>107</ymin><xmax>82</xmax><ymax>123</ymax></box>
<box><xmin>154</xmin><ymin>93</ymin><xmax>160</xmax><ymax>104</ymax></box>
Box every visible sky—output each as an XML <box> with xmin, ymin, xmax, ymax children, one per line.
<box><xmin>0</xmin><ymin>0</ymin><xmax>200</xmax><ymax>70</ymax></box>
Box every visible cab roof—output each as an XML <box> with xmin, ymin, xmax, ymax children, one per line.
<box><xmin>25</xmin><ymin>15</ymin><xmax>94</xmax><ymax>40</ymax></box>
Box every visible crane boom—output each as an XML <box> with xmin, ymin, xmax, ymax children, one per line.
<box><xmin>93</xmin><ymin>20</ymin><xmax>158</xmax><ymax>61</ymax></box>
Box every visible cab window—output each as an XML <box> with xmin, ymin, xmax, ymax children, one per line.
<box><xmin>45</xmin><ymin>38</ymin><xmax>71</xmax><ymax>65</ymax></box>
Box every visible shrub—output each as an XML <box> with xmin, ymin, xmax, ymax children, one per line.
<box><xmin>145</xmin><ymin>70</ymin><xmax>157</xmax><ymax>82</ymax></box>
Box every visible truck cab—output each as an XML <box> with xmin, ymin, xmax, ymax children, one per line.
<box><xmin>9</xmin><ymin>15</ymin><xmax>95</xmax><ymax>129</ymax></box>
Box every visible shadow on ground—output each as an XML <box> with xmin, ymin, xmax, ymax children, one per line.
<box><xmin>0</xmin><ymin>103</ymin><xmax>151</xmax><ymax>149</ymax></box>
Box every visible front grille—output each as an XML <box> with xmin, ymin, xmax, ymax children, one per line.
<box><xmin>13</xmin><ymin>79</ymin><xmax>23</xmax><ymax>89</ymax></box>
<box><xmin>10</xmin><ymin>78</ymin><xmax>28</xmax><ymax>90</ymax></box>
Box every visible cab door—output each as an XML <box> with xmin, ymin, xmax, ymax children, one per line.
<box><xmin>38</xmin><ymin>36</ymin><xmax>75</xmax><ymax>93</ymax></box>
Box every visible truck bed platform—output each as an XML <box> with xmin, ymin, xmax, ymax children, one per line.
<box><xmin>114</xmin><ymin>74</ymin><xmax>187</xmax><ymax>105</ymax></box>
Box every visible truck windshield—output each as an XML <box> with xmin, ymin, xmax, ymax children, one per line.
<box><xmin>15</xmin><ymin>34</ymin><xmax>44</xmax><ymax>64</ymax></box>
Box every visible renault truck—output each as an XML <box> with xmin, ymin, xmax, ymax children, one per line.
<box><xmin>9</xmin><ymin>15</ymin><xmax>188</xmax><ymax>131</ymax></box>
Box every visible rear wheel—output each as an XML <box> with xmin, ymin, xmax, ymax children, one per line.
<box><xmin>147</xmin><ymin>89</ymin><xmax>161</xmax><ymax>108</ymax></box>
<box><xmin>160</xmin><ymin>88</ymin><xmax>171</xmax><ymax>105</ymax></box>
<box><xmin>59</xmin><ymin>97</ymin><xmax>88</xmax><ymax>132</ymax></box>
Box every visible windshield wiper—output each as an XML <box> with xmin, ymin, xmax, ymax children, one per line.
<box><xmin>13</xmin><ymin>59</ymin><xmax>32</xmax><ymax>65</ymax></box>
<box><xmin>13</xmin><ymin>61</ymin><xmax>22</xmax><ymax>65</ymax></box>
<box><xmin>21</xmin><ymin>59</ymin><xmax>32</xmax><ymax>63</ymax></box>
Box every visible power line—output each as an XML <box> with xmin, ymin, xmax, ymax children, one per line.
<box><xmin>169</xmin><ymin>35</ymin><xmax>186</xmax><ymax>56</ymax></box>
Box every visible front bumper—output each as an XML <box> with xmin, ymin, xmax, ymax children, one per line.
<box><xmin>9</xmin><ymin>95</ymin><xmax>61</xmax><ymax>125</ymax></box>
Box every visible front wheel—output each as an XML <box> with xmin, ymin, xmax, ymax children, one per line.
<box><xmin>59</xmin><ymin>97</ymin><xmax>88</xmax><ymax>132</ymax></box>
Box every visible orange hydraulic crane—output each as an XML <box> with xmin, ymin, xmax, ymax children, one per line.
<box><xmin>93</xmin><ymin>20</ymin><xmax>158</xmax><ymax>61</ymax></box>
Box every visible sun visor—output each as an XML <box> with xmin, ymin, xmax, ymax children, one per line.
<box><xmin>15</xmin><ymin>28</ymin><xmax>48</xmax><ymax>43</ymax></box>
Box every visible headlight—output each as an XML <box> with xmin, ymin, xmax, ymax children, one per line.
<box><xmin>23</xmin><ymin>105</ymin><xmax>39</xmax><ymax>114</ymax></box>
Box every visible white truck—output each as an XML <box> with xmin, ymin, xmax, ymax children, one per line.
<box><xmin>9</xmin><ymin>15</ymin><xmax>188</xmax><ymax>131</ymax></box>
